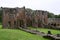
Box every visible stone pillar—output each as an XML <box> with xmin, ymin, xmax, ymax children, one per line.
<box><xmin>16</xmin><ymin>20</ymin><xmax>18</xmax><ymax>28</ymax></box>
<box><xmin>14</xmin><ymin>21</ymin><xmax>17</xmax><ymax>29</ymax></box>
<box><xmin>2</xmin><ymin>13</ymin><xmax>9</xmax><ymax>28</ymax></box>
<box><xmin>17</xmin><ymin>20</ymin><xmax>20</xmax><ymax>28</ymax></box>
<box><xmin>10</xmin><ymin>20</ymin><xmax>14</xmax><ymax>29</ymax></box>
<box><xmin>2</xmin><ymin>21</ymin><xmax>8</xmax><ymax>28</ymax></box>
<box><xmin>35</xmin><ymin>19</ymin><xmax>38</xmax><ymax>28</ymax></box>
<box><xmin>23</xmin><ymin>19</ymin><xmax>27</xmax><ymax>28</ymax></box>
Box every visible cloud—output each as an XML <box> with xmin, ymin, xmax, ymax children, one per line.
<box><xmin>0</xmin><ymin>0</ymin><xmax>60</xmax><ymax>15</ymax></box>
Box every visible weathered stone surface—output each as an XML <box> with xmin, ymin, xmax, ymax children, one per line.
<box><xmin>48</xmin><ymin>18</ymin><xmax>60</xmax><ymax>29</ymax></box>
<box><xmin>2</xmin><ymin>7</ymin><xmax>48</xmax><ymax>29</ymax></box>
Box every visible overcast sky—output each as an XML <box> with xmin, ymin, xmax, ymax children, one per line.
<box><xmin>0</xmin><ymin>0</ymin><xmax>60</xmax><ymax>15</ymax></box>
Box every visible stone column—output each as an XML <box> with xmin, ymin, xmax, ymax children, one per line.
<box><xmin>10</xmin><ymin>20</ymin><xmax>14</xmax><ymax>29</ymax></box>
<box><xmin>15</xmin><ymin>20</ymin><xmax>18</xmax><ymax>29</ymax></box>
<box><xmin>23</xmin><ymin>19</ymin><xmax>27</xmax><ymax>28</ymax></box>
<box><xmin>17</xmin><ymin>20</ymin><xmax>20</xmax><ymax>28</ymax></box>
<box><xmin>2</xmin><ymin>14</ymin><xmax>9</xmax><ymax>28</ymax></box>
<box><xmin>35</xmin><ymin>19</ymin><xmax>38</xmax><ymax>28</ymax></box>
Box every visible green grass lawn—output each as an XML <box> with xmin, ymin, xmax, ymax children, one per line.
<box><xmin>29</xmin><ymin>27</ymin><xmax>60</xmax><ymax>34</ymax></box>
<box><xmin>38</xmin><ymin>28</ymin><xmax>60</xmax><ymax>34</ymax></box>
<box><xmin>0</xmin><ymin>25</ymin><xmax>60</xmax><ymax>40</ymax></box>
<box><xmin>0</xmin><ymin>25</ymin><xmax>49</xmax><ymax>40</ymax></box>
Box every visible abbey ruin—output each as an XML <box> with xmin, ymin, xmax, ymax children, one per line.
<box><xmin>2</xmin><ymin>6</ymin><xmax>48</xmax><ymax>29</ymax></box>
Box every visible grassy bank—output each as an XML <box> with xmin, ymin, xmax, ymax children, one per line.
<box><xmin>29</xmin><ymin>27</ymin><xmax>60</xmax><ymax>34</ymax></box>
<box><xmin>0</xmin><ymin>25</ymin><xmax>60</xmax><ymax>40</ymax></box>
<box><xmin>0</xmin><ymin>25</ymin><xmax>48</xmax><ymax>40</ymax></box>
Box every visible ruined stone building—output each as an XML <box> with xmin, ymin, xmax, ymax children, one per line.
<box><xmin>2</xmin><ymin>7</ymin><xmax>48</xmax><ymax>29</ymax></box>
<box><xmin>48</xmin><ymin>18</ymin><xmax>60</xmax><ymax>28</ymax></box>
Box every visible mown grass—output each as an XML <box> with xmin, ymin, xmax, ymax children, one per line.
<box><xmin>38</xmin><ymin>28</ymin><xmax>60</xmax><ymax>34</ymax></box>
<box><xmin>0</xmin><ymin>25</ymin><xmax>49</xmax><ymax>40</ymax></box>
<box><xmin>0</xmin><ymin>24</ymin><xmax>60</xmax><ymax>40</ymax></box>
<box><xmin>29</xmin><ymin>27</ymin><xmax>60</xmax><ymax>34</ymax></box>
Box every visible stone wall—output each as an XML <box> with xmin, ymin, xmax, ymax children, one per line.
<box><xmin>48</xmin><ymin>18</ymin><xmax>60</xmax><ymax>29</ymax></box>
<box><xmin>2</xmin><ymin>7</ymin><xmax>48</xmax><ymax>29</ymax></box>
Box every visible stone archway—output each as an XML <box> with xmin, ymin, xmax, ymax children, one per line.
<box><xmin>19</xmin><ymin>20</ymin><xmax>24</xmax><ymax>28</ymax></box>
<box><xmin>17</xmin><ymin>20</ymin><xmax>24</xmax><ymax>28</ymax></box>
<box><xmin>8</xmin><ymin>21</ymin><xmax>11</xmax><ymax>28</ymax></box>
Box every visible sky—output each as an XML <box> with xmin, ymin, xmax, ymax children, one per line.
<box><xmin>0</xmin><ymin>0</ymin><xmax>60</xmax><ymax>15</ymax></box>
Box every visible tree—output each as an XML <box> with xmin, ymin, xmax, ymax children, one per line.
<box><xmin>57</xmin><ymin>14</ymin><xmax>60</xmax><ymax>18</ymax></box>
<box><xmin>55</xmin><ymin>14</ymin><xmax>60</xmax><ymax>18</ymax></box>
<box><xmin>48</xmin><ymin>12</ymin><xmax>60</xmax><ymax>18</ymax></box>
<box><xmin>48</xmin><ymin>12</ymin><xmax>55</xmax><ymax>18</ymax></box>
<box><xmin>0</xmin><ymin>9</ymin><xmax>3</xmax><ymax>22</ymax></box>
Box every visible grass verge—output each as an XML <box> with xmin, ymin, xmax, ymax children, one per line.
<box><xmin>0</xmin><ymin>25</ymin><xmax>48</xmax><ymax>40</ymax></box>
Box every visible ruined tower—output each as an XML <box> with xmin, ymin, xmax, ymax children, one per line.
<box><xmin>2</xmin><ymin>7</ymin><xmax>27</xmax><ymax>29</ymax></box>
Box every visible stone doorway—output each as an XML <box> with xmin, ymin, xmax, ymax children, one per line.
<box><xmin>19</xmin><ymin>20</ymin><xmax>24</xmax><ymax>28</ymax></box>
<box><xmin>38</xmin><ymin>20</ymin><xmax>41</xmax><ymax>27</ymax></box>
<box><xmin>8</xmin><ymin>21</ymin><xmax>11</xmax><ymax>28</ymax></box>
